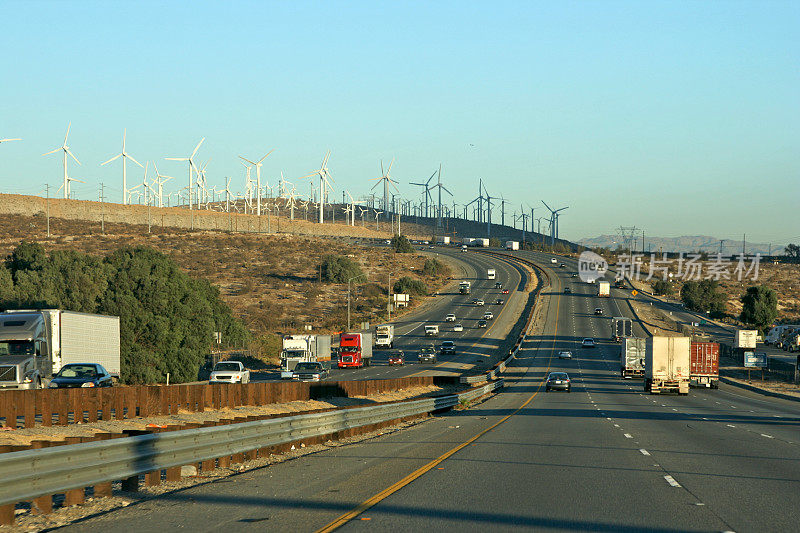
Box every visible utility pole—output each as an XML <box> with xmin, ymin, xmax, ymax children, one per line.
<box><xmin>743</xmin><ymin>234</ymin><xmax>746</xmax><ymax>255</ymax></box>
<box><xmin>100</xmin><ymin>183</ymin><xmax>105</xmax><ymax>234</ymax></box>
<box><xmin>45</xmin><ymin>184</ymin><xmax>51</xmax><ymax>237</ymax></box>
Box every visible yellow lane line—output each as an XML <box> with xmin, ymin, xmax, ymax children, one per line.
<box><xmin>316</xmin><ymin>274</ymin><xmax>561</xmax><ymax>533</ymax></box>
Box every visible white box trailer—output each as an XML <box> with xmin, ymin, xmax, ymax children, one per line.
<box><xmin>462</xmin><ymin>237</ymin><xmax>475</xmax><ymax>246</ymax></box>
<box><xmin>505</xmin><ymin>241</ymin><xmax>519</xmax><ymax>251</ymax></box>
<box><xmin>598</xmin><ymin>281</ymin><xmax>610</xmax><ymax>297</ymax></box>
<box><xmin>435</xmin><ymin>236</ymin><xmax>450</xmax><ymax>245</ymax></box>
<box><xmin>476</xmin><ymin>238</ymin><xmax>490</xmax><ymax>247</ymax></box>
<box><xmin>645</xmin><ymin>336</ymin><xmax>690</xmax><ymax>395</ymax></box>
<box><xmin>280</xmin><ymin>334</ymin><xmax>332</xmax><ymax>379</ymax></box>
<box><xmin>620</xmin><ymin>337</ymin><xmax>645</xmax><ymax>378</ymax></box>
<box><xmin>375</xmin><ymin>324</ymin><xmax>395</xmax><ymax>348</ymax></box>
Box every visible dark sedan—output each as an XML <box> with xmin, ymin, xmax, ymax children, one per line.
<box><xmin>49</xmin><ymin>363</ymin><xmax>113</xmax><ymax>388</ymax></box>
<box><xmin>545</xmin><ymin>372</ymin><xmax>571</xmax><ymax>392</ymax></box>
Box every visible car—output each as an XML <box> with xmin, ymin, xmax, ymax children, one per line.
<box><xmin>559</xmin><ymin>263</ymin><xmax>566</xmax><ymax>268</ymax></box>
<box><xmin>551</xmin><ymin>258</ymin><xmax>558</xmax><ymax>264</ymax></box>
<box><xmin>545</xmin><ymin>371</ymin><xmax>571</xmax><ymax>392</ymax></box>
<box><xmin>581</xmin><ymin>338</ymin><xmax>596</xmax><ymax>348</ymax></box>
<box><xmin>384</xmin><ymin>239</ymin><xmax>391</xmax><ymax>245</ymax></box>
<box><xmin>461</xmin><ymin>246</ymin><xmax>468</xmax><ymax>252</ymax></box>
<box><xmin>453</xmin><ymin>323</ymin><xmax>464</xmax><ymax>332</ymax></box>
<box><xmin>571</xmin><ymin>273</ymin><xmax>578</xmax><ymax>278</ymax></box>
<box><xmin>418</xmin><ymin>346</ymin><xmax>438</xmax><ymax>364</ymax></box>
<box><xmin>594</xmin><ymin>308</ymin><xmax>603</xmax><ymax>315</ymax></box>
<box><xmin>292</xmin><ymin>361</ymin><xmax>329</xmax><ymax>381</ymax></box>
<box><xmin>387</xmin><ymin>351</ymin><xmax>405</xmax><ymax>366</ymax></box>
<box><xmin>48</xmin><ymin>363</ymin><xmax>113</xmax><ymax>388</ymax></box>
<box><xmin>425</xmin><ymin>325</ymin><xmax>440</xmax><ymax>336</ymax></box>
<box><xmin>483</xmin><ymin>311</ymin><xmax>494</xmax><ymax>320</ymax></box>
<box><xmin>496</xmin><ymin>298</ymin><xmax>504</xmax><ymax>305</ymax></box>
<box><xmin>440</xmin><ymin>341</ymin><xmax>456</xmax><ymax>354</ymax></box>
<box><xmin>558</xmin><ymin>350</ymin><xmax>572</xmax><ymax>359</ymax></box>
<box><xmin>473</xmin><ymin>298</ymin><xmax>485</xmax><ymax>306</ymax></box>
<box><xmin>209</xmin><ymin>361</ymin><xmax>251</xmax><ymax>384</ymax></box>
<box><xmin>477</xmin><ymin>319</ymin><xmax>488</xmax><ymax>328</ymax></box>
<box><xmin>444</xmin><ymin>313</ymin><xmax>456</xmax><ymax>322</ymax></box>
<box><xmin>501</xmin><ymin>289</ymin><xmax>509</xmax><ymax>294</ymax></box>
<box><xmin>564</xmin><ymin>287</ymin><xmax>571</xmax><ymax>294</ymax></box>
<box><xmin>494</xmin><ymin>282</ymin><xmax>503</xmax><ymax>289</ymax></box>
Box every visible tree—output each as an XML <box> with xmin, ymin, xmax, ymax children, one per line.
<box><xmin>422</xmin><ymin>258</ymin><xmax>445</xmax><ymax>277</ymax></box>
<box><xmin>652</xmin><ymin>280</ymin><xmax>673</xmax><ymax>296</ymax></box>
<box><xmin>319</xmin><ymin>255</ymin><xmax>363</xmax><ymax>283</ymax></box>
<box><xmin>784</xmin><ymin>243</ymin><xmax>799</xmax><ymax>259</ymax></box>
<box><xmin>740</xmin><ymin>286</ymin><xmax>778</xmax><ymax>333</ymax></box>
<box><xmin>391</xmin><ymin>234</ymin><xmax>413</xmax><ymax>253</ymax></box>
<box><xmin>680</xmin><ymin>279</ymin><xmax>726</xmax><ymax>316</ymax></box>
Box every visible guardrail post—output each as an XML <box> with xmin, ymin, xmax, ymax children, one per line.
<box><xmin>30</xmin><ymin>440</ymin><xmax>53</xmax><ymax>514</ymax></box>
<box><xmin>0</xmin><ymin>504</ymin><xmax>13</xmax><ymax>526</ymax></box>
<box><xmin>63</xmin><ymin>436</ymin><xmax>87</xmax><ymax>506</ymax></box>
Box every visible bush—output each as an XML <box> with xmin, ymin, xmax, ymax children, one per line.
<box><xmin>393</xmin><ymin>276</ymin><xmax>428</xmax><ymax>296</ymax></box>
<box><xmin>422</xmin><ymin>258</ymin><xmax>445</xmax><ymax>277</ymax></box>
<box><xmin>391</xmin><ymin>234</ymin><xmax>413</xmax><ymax>253</ymax></box>
<box><xmin>740</xmin><ymin>286</ymin><xmax>778</xmax><ymax>333</ymax></box>
<box><xmin>489</xmin><ymin>238</ymin><xmax>502</xmax><ymax>248</ymax></box>
<box><xmin>680</xmin><ymin>280</ymin><xmax>726</xmax><ymax>316</ymax></box>
<box><xmin>652</xmin><ymin>280</ymin><xmax>673</xmax><ymax>296</ymax></box>
<box><xmin>320</xmin><ymin>254</ymin><xmax>364</xmax><ymax>283</ymax></box>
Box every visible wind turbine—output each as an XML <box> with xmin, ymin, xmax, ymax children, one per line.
<box><xmin>152</xmin><ymin>162</ymin><xmax>174</xmax><ymax>208</ymax></box>
<box><xmin>239</xmin><ymin>149</ymin><xmax>273</xmax><ymax>216</ymax></box>
<box><xmin>299</xmin><ymin>150</ymin><xmax>334</xmax><ymax>224</ymax></box>
<box><xmin>57</xmin><ymin>176</ymin><xmax>84</xmax><ymax>199</ymax></box>
<box><xmin>483</xmin><ymin>183</ymin><xmax>496</xmax><ymax>238</ymax></box>
<box><xmin>374</xmin><ymin>210</ymin><xmax>383</xmax><ymax>231</ymax></box>
<box><xmin>409</xmin><ymin>170</ymin><xmax>437</xmax><ymax>218</ymax></box>
<box><xmin>370</xmin><ymin>159</ymin><xmax>399</xmax><ymax>218</ymax></box>
<box><xmin>428</xmin><ymin>164</ymin><xmax>452</xmax><ymax>227</ymax></box>
<box><xmin>43</xmin><ymin>123</ymin><xmax>81</xmax><ymax>199</ymax></box>
<box><xmin>166</xmin><ymin>138</ymin><xmax>204</xmax><ymax>209</ymax></box>
<box><xmin>542</xmin><ymin>201</ymin><xmax>568</xmax><ymax>246</ymax></box>
<box><xmin>100</xmin><ymin>129</ymin><xmax>143</xmax><ymax>205</ymax></box>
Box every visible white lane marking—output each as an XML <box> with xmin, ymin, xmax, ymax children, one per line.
<box><xmin>761</xmin><ymin>434</ymin><xmax>774</xmax><ymax>439</ymax></box>
<box><xmin>726</xmin><ymin>424</ymin><xmax>736</xmax><ymax>428</ymax></box>
<box><xmin>640</xmin><ymin>449</ymin><xmax>650</xmax><ymax>456</ymax></box>
<box><xmin>664</xmin><ymin>475</ymin><xmax>681</xmax><ymax>487</ymax></box>
<box><xmin>624</xmin><ymin>433</ymin><xmax>633</xmax><ymax>438</ymax></box>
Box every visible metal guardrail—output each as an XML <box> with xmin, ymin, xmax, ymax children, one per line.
<box><xmin>0</xmin><ymin>381</ymin><xmax>502</xmax><ymax>508</ymax></box>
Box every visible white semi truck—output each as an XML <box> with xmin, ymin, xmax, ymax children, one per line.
<box><xmin>487</xmin><ymin>269</ymin><xmax>496</xmax><ymax>280</ymax></box>
<box><xmin>505</xmin><ymin>241</ymin><xmax>519</xmax><ymax>251</ymax></box>
<box><xmin>0</xmin><ymin>309</ymin><xmax>121</xmax><ymax>390</ymax></box>
<box><xmin>280</xmin><ymin>334</ymin><xmax>332</xmax><ymax>379</ymax></box>
<box><xmin>375</xmin><ymin>324</ymin><xmax>395</xmax><ymax>348</ymax></box>
<box><xmin>597</xmin><ymin>281</ymin><xmax>610</xmax><ymax>297</ymax></box>
<box><xmin>644</xmin><ymin>336</ymin><xmax>690</xmax><ymax>395</ymax></box>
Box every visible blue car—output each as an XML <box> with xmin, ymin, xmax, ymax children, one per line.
<box><xmin>49</xmin><ymin>363</ymin><xmax>114</xmax><ymax>388</ymax></box>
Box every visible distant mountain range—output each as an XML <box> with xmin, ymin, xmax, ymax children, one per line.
<box><xmin>577</xmin><ymin>235</ymin><xmax>787</xmax><ymax>256</ymax></box>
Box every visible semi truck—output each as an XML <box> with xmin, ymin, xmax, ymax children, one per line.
<box><xmin>505</xmin><ymin>241</ymin><xmax>519</xmax><ymax>251</ymax></box>
<box><xmin>620</xmin><ymin>337</ymin><xmax>645</xmax><ymax>379</ymax></box>
<box><xmin>644</xmin><ymin>336</ymin><xmax>690</xmax><ymax>395</ymax></box>
<box><xmin>462</xmin><ymin>237</ymin><xmax>475</xmax><ymax>246</ymax></box>
<box><xmin>435</xmin><ymin>236</ymin><xmax>451</xmax><ymax>245</ymax></box>
<box><xmin>476</xmin><ymin>238</ymin><xmax>490</xmax><ymax>248</ymax></box>
<box><xmin>597</xmin><ymin>281</ymin><xmax>611</xmax><ymax>297</ymax></box>
<box><xmin>487</xmin><ymin>269</ymin><xmax>496</xmax><ymax>280</ymax></box>
<box><xmin>611</xmin><ymin>317</ymin><xmax>633</xmax><ymax>342</ymax></box>
<box><xmin>689</xmin><ymin>341</ymin><xmax>719</xmax><ymax>388</ymax></box>
<box><xmin>337</xmin><ymin>332</ymin><xmax>373</xmax><ymax>368</ymax></box>
<box><xmin>375</xmin><ymin>324</ymin><xmax>395</xmax><ymax>349</ymax></box>
<box><xmin>280</xmin><ymin>334</ymin><xmax>331</xmax><ymax>379</ymax></box>
<box><xmin>0</xmin><ymin>309</ymin><xmax>121</xmax><ymax>390</ymax></box>
<box><xmin>459</xmin><ymin>281</ymin><xmax>471</xmax><ymax>294</ymax></box>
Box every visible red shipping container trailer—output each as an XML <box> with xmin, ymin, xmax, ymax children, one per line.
<box><xmin>690</xmin><ymin>342</ymin><xmax>719</xmax><ymax>389</ymax></box>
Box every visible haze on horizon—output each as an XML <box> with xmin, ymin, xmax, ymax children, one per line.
<box><xmin>0</xmin><ymin>1</ymin><xmax>797</xmax><ymax>244</ymax></box>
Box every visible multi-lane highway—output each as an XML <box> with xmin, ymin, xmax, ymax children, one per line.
<box><xmin>60</xmin><ymin>252</ymin><xmax>800</xmax><ymax>532</ymax></box>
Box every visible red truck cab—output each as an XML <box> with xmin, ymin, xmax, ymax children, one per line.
<box><xmin>338</xmin><ymin>333</ymin><xmax>365</xmax><ymax>368</ymax></box>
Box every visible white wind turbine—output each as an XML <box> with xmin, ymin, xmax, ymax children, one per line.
<box><xmin>224</xmin><ymin>177</ymin><xmax>233</xmax><ymax>213</ymax></box>
<box><xmin>374</xmin><ymin>210</ymin><xmax>383</xmax><ymax>231</ymax></box>
<box><xmin>43</xmin><ymin>123</ymin><xmax>81</xmax><ymax>199</ymax></box>
<box><xmin>239</xmin><ymin>149</ymin><xmax>274</xmax><ymax>216</ymax></box>
<box><xmin>358</xmin><ymin>206</ymin><xmax>368</xmax><ymax>227</ymax></box>
<box><xmin>165</xmin><ymin>138</ymin><xmax>204</xmax><ymax>210</ymax></box>
<box><xmin>299</xmin><ymin>150</ymin><xmax>334</xmax><ymax>224</ymax></box>
<box><xmin>370</xmin><ymin>159</ymin><xmax>399</xmax><ymax>218</ymax></box>
<box><xmin>57</xmin><ymin>176</ymin><xmax>84</xmax><ymax>199</ymax></box>
<box><xmin>101</xmin><ymin>129</ymin><xmax>143</xmax><ymax>205</ymax></box>
<box><xmin>152</xmin><ymin>162</ymin><xmax>175</xmax><ymax>208</ymax></box>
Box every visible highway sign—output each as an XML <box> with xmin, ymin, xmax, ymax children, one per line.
<box><xmin>744</xmin><ymin>351</ymin><xmax>767</xmax><ymax>368</ymax></box>
<box><xmin>631</xmin><ymin>290</ymin><xmax>638</xmax><ymax>296</ymax></box>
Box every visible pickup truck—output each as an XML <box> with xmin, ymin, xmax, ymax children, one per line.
<box><xmin>292</xmin><ymin>361</ymin><xmax>329</xmax><ymax>382</ymax></box>
<box><xmin>425</xmin><ymin>325</ymin><xmax>439</xmax><ymax>336</ymax></box>
<box><xmin>209</xmin><ymin>361</ymin><xmax>250</xmax><ymax>384</ymax></box>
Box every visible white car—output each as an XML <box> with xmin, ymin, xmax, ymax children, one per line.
<box><xmin>453</xmin><ymin>324</ymin><xmax>464</xmax><ymax>332</ymax></box>
<box><xmin>558</xmin><ymin>351</ymin><xmax>572</xmax><ymax>359</ymax></box>
<box><xmin>551</xmin><ymin>258</ymin><xmax>558</xmax><ymax>264</ymax></box>
<box><xmin>473</xmin><ymin>299</ymin><xmax>485</xmax><ymax>306</ymax></box>
<box><xmin>444</xmin><ymin>313</ymin><xmax>457</xmax><ymax>322</ymax></box>
<box><xmin>581</xmin><ymin>338</ymin><xmax>596</xmax><ymax>348</ymax></box>
<box><xmin>483</xmin><ymin>312</ymin><xmax>494</xmax><ymax>320</ymax></box>
<box><xmin>209</xmin><ymin>361</ymin><xmax>250</xmax><ymax>384</ymax></box>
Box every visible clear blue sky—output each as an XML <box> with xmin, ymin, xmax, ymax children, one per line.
<box><xmin>1</xmin><ymin>1</ymin><xmax>798</xmax><ymax>243</ymax></box>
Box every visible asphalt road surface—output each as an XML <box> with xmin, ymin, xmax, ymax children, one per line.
<box><xmin>62</xmin><ymin>254</ymin><xmax>800</xmax><ymax>532</ymax></box>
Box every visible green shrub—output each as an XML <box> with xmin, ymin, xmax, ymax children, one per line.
<box><xmin>680</xmin><ymin>280</ymin><xmax>726</xmax><ymax>316</ymax></box>
<box><xmin>740</xmin><ymin>286</ymin><xmax>778</xmax><ymax>333</ymax></box>
<box><xmin>320</xmin><ymin>254</ymin><xmax>364</xmax><ymax>283</ymax></box>
<box><xmin>422</xmin><ymin>258</ymin><xmax>445</xmax><ymax>276</ymax></box>
<box><xmin>391</xmin><ymin>234</ymin><xmax>413</xmax><ymax>253</ymax></box>
<box><xmin>393</xmin><ymin>276</ymin><xmax>428</xmax><ymax>296</ymax></box>
<box><xmin>652</xmin><ymin>280</ymin><xmax>673</xmax><ymax>296</ymax></box>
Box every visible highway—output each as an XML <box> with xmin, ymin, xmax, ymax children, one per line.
<box><xmin>256</xmin><ymin>247</ymin><xmax>528</xmax><ymax>382</ymax></box>
<box><xmin>60</xmin><ymin>252</ymin><xmax>800</xmax><ymax>532</ymax></box>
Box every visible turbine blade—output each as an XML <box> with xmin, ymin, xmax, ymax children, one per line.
<box><xmin>64</xmin><ymin>122</ymin><xmax>71</xmax><ymax>144</ymax></box>
<box><xmin>126</xmin><ymin>154</ymin><xmax>144</xmax><ymax>168</ymax></box>
<box><xmin>100</xmin><ymin>153</ymin><xmax>122</xmax><ymax>166</ymax></box>
<box><xmin>257</xmin><ymin>149</ymin><xmax>274</xmax><ymax>164</ymax></box>
<box><xmin>66</xmin><ymin>149</ymin><xmax>81</xmax><ymax>165</ymax></box>
<box><xmin>42</xmin><ymin>147</ymin><xmax>61</xmax><ymax>156</ymax></box>
<box><xmin>239</xmin><ymin>156</ymin><xmax>256</xmax><ymax>165</ymax></box>
<box><xmin>191</xmin><ymin>138</ymin><xmax>205</xmax><ymax>158</ymax></box>
<box><xmin>165</xmin><ymin>157</ymin><xmax>188</xmax><ymax>161</ymax></box>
